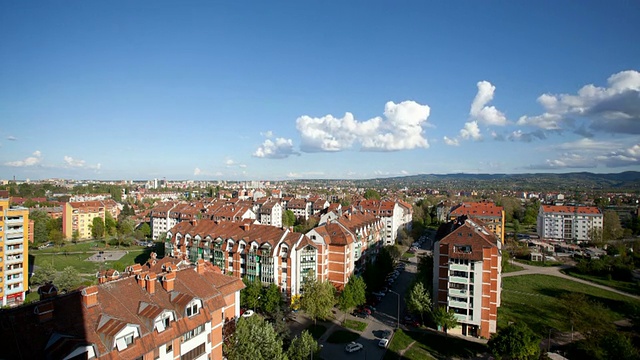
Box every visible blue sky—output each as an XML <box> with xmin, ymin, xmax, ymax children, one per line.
<box><xmin>1</xmin><ymin>1</ymin><xmax>639</xmax><ymax>181</ymax></box>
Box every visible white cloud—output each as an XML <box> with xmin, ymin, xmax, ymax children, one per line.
<box><xmin>519</xmin><ymin>70</ymin><xmax>640</xmax><ymax>134</ymax></box>
<box><xmin>459</xmin><ymin>121</ymin><xmax>482</xmax><ymax>141</ymax></box>
<box><xmin>253</xmin><ymin>137</ymin><xmax>299</xmax><ymax>159</ymax></box>
<box><xmin>261</xmin><ymin>130</ymin><xmax>274</xmax><ymax>138</ymax></box>
<box><xmin>225</xmin><ymin>159</ymin><xmax>235</xmax><ymax>166</ymax></box>
<box><xmin>194</xmin><ymin>167</ymin><xmax>202</xmax><ymax>176</ymax></box>
<box><xmin>296</xmin><ymin>100</ymin><xmax>431</xmax><ymax>152</ymax></box>
<box><xmin>470</xmin><ymin>81</ymin><xmax>508</xmax><ymax>126</ymax></box>
<box><xmin>64</xmin><ymin>156</ymin><xmax>86</xmax><ymax>168</ymax></box>
<box><xmin>507</xmin><ymin>129</ymin><xmax>546</xmax><ymax>142</ymax></box>
<box><xmin>5</xmin><ymin>150</ymin><xmax>41</xmax><ymax>167</ymax></box>
<box><xmin>7</xmin><ymin>136</ymin><xmax>16</xmax><ymax>141</ymax></box>
<box><xmin>528</xmin><ymin>140</ymin><xmax>640</xmax><ymax>169</ymax></box>
<box><xmin>443</xmin><ymin>136</ymin><xmax>460</xmax><ymax>146</ymax></box>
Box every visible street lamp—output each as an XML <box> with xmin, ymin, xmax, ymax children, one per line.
<box><xmin>389</xmin><ymin>290</ymin><xmax>400</xmax><ymax>329</ymax></box>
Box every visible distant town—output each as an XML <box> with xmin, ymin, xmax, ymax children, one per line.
<box><xmin>1</xmin><ymin>172</ymin><xmax>639</xmax><ymax>360</ymax></box>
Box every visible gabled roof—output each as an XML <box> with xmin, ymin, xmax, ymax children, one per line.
<box><xmin>438</xmin><ymin>218</ymin><xmax>499</xmax><ymax>261</ymax></box>
<box><xmin>449</xmin><ymin>201</ymin><xmax>503</xmax><ymax>217</ymax></box>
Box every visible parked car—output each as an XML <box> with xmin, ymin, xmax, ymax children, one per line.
<box><xmin>372</xmin><ymin>291</ymin><xmax>385</xmax><ymax>297</ymax></box>
<box><xmin>345</xmin><ymin>342</ymin><xmax>364</xmax><ymax>353</ymax></box>
<box><xmin>241</xmin><ymin>309</ymin><xmax>255</xmax><ymax>317</ymax></box>
<box><xmin>353</xmin><ymin>311</ymin><xmax>368</xmax><ymax>319</ymax></box>
<box><xmin>378</xmin><ymin>338</ymin><xmax>390</xmax><ymax>348</ymax></box>
<box><xmin>365</xmin><ymin>305</ymin><xmax>376</xmax><ymax>313</ymax></box>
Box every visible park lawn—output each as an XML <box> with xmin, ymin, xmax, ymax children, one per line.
<box><xmin>502</xmin><ymin>263</ymin><xmax>524</xmax><ymax>273</ymax></box>
<box><xmin>342</xmin><ymin>319</ymin><xmax>367</xmax><ymax>332</ymax></box>
<box><xmin>563</xmin><ymin>269</ymin><xmax>640</xmax><ymax>296</ymax></box>
<box><xmin>514</xmin><ymin>259</ymin><xmax>563</xmax><ymax>267</ymax></box>
<box><xmin>31</xmin><ymin>248</ymin><xmax>149</xmax><ymax>277</ymax></box>
<box><xmin>498</xmin><ymin>274</ymin><xmax>640</xmax><ymax>336</ymax></box>
<box><xmin>384</xmin><ymin>329</ymin><xmax>486</xmax><ymax>360</ymax></box>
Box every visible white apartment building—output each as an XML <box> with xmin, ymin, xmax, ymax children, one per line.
<box><xmin>537</xmin><ymin>205</ymin><xmax>603</xmax><ymax>242</ymax></box>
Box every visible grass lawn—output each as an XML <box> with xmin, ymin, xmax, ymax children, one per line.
<box><xmin>384</xmin><ymin>329</ymin><xmax>486</xmax><ymax>360</ymax></box>
<box><xmin>514</xmin><ymin>259</ymin><xmax>563</xmax><ymax>267</ymax></box>
<box><xmin>502</xmin><ymin>263</ymin><xmax>524</xmax><ymax>273</ymax></box>
<box><xmin>402</xmin><ymin>252</ymin><xmax>415</xmax><ymax>259</ymax></box>
<box><xmin>563</xmin><ymin>269</ymin><xmax>640</xmax><ymax>296</ymax></box>
<box><xmin>499</xmin><ymin>274</ymin><xmax>640</xmax><ymax>336</ymax></box>
<box><xmin>342</xmin><ymin>319</ymin><xmax>367</xmax><ymax>332</ymax></box>
<box><xmin>326</xmin><ymin>330</ymin><xmax>360</xmax><ymax>344</ymax></box>
<box><xmin>306</xmin><ymin>324</ymin><xmax>327</xmax><ymax>339</ymax></box>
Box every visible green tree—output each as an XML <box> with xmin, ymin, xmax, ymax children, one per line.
<box><xmin>30</xmin><ymin>210</ymin><xmax>50</xmax><ymax>244</ymax></box>
<box><xmin>287</xmin><ymin>330</ymin><xmax>319</xmax><ymax>360</ymax></box>
<box><xmin>363</xmin><ymin>189</ymin><xmax>381</xmax><ymax>200</ymax></box>
<box><xmin>406</xmin><ymin>281</ymin><xmax>431</xmax><ymax>324</ymax></box>
<box><xmin>241</xmin><ymin>277</ymin><xmax>263</xmax><ymax>311</ymax></box>
<box><xmin>91</xmin><ymin>217</ymin><xmax>105</xmax><ymax>239</ymax></box>
<box><xmin>300</xmin><ymin>276</ymin><xmax>335</xmax><ymax>324</ymax></box>
<box><xmin>55</xmin><ymin>266</ymin><xmax>81</xmax><ymax>292</ymax></box>
<box><xmin>387</xmin><ymin>245</ymin><xmax>402</xmax><ymax>263</ymax></box>
<box><xmin>282</xmin><ymin>209</ymin><xmax>296</xmax><ymax>228</ymax></box>
<box><xmin>105</xmin><ymin>211</ymin><xmax>117</xmax><ymax>237</ymax></box>
<box><xmin>262</xmin><ymin>283</ymin><xmax>282</xmax><ymax>315</ymax></box>
<box><xmin>488</xmin><ymin>322</ymin><xmax>540</xmax><ymax>360</ymax></box>
<box><xmin>49</xmin><ymin>228</ymin><xmax>64</xmax><ymax>247</ymax></box>
<box><xmin>227</xmin><ymin>315</ymin><xmax>287</xmax><ymax>360</ymax></box>
<box><xmin>433</xmin><ymin>307</ymin><xmax>458</xmax><ymax>334</ymax></box>
<box><xmin>30</xmin><ymin>263</ymin><xmax>57</xmax><ymax>286</ymax></box>
<box><xmin>72</xmin><ymin>229</ymin><xmax>80</xmax><ymax>243</ymax></box>
<box><xmin>117</xmin><ymin>217</ymin><xmax>135</xmax><ymax>236</ymax></box>
<box><xmin>45</xmin><ymin>217</ymin><xmax>62</xmax><ymax>235</ymax></box>
<box><xmin>603</xmin><ymin>210</ymin><xmax>623</xmax><ymax>241</ymax></box>
<box><xmin>337</xmin><ymin>275</ymin><xmax>367</xmax><ymax>318</ymax></box>
<box><xmin>139</xmin><ymin>223</ymin><xmax>151</xmax><ymax>238</ymax></box>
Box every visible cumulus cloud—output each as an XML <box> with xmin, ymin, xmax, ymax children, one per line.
<box><xmin>260</xmin><ymin>130</ymin><xmax>274</xmax><ymax>138</ymax></box>
<box><xmin>470</xmin><ymin>81</ymin><xmax>508</xmax><ymax>126</ymax></box>
<box><xmin>296</xmin><ymin>100</ymin><xmax>431</xmax><ymax>152</ymax></box>
<box><xmin>7</xmin><ymin>136</ymin><xmax>16</xmax><ymax>141</ymax></box>
<box><xmin>507</xmin><ymin>130</ymin><xmax>547</xmax><ymax>142</ymax></box>
<box><xmin>459</xmin><ymin>121</ymin><xmax>482</xmax><ymax>141</ymax></box>
<box><xmin>253</xmin><ymin>137</ymin><xmax>299</xmax><ymax>159</ymax></box>
<box><xmin>527</xmin><ymin>139</ymin><xmax>640</xmax><ymax>169</ymax></box>
<box><xmin>225</xmin><ymin>159</ymin><xmax>235</xmax><ymax>166</ymax></box>
<box><xmin>194</xmin><ymin>167</ymin><xmax>202</xmax><ymax>176</ymax></box>
<box><xmin>64</xmin><ymin>156</ymin><xmax>85</xmax><ymax>168</ymax></box>
<box><xmin>519</xmin><ymin>70</ymin><xmax>640</xmax><ymax>134</ymax></box>
<box><xmin>5</xmin><ymin>150</ymin><xmax>41</xmax><ymax>167</ymax></box>
<box><xmin>443</xmin><ymin>136</ymin><xmax>460</xmax><ymax>146</ymax></box>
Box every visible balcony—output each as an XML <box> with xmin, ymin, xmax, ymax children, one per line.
<box><xmin>449</xmin><ymin>263</ymin><xmax>468</xmax><ymax>271</ymax></box>
<box><xmin>450</xmin><ymin>276</ymin><xmax>469</xmax><ymax>284</ymax></box>
<box><xmin>448</xmin><ymin>288</ymin><xmax>467</xmax><ymax>297</ymax></box>
<box><xmin>5</xmin><ymin>256</ymin><xmax>23</xmax><ymax>264</ymax></box>
<box><xmin>449</xmin><ymin>300</ymin><xmax>468</xmax><ymax>308</ymax></box>
<box><xmin>453</xmin><ymin>313</ymin><xmax>467</xmax><ymax>322</ymax></box>
<box><xmin>5</xmin><ymin>237</ymin><xmax>23</xmax><ymax>246</ymax></box>
<box><xmin>6</xmin><ymin>275</ymin><xmax>23</xmax><ymax>285</ymax></box>
<box><xmin>5</xmin><ymin>218</ymin><xmax>23</xmax><ymax>226</ymax></box>
<box><xmin>6</xmin><ymin>247</ymin><xmax>22</xmax><ymax>255</ymax></box>
<box><xmin>6</xmin><ymin>267</ymin><xmax>23</xmax><ymax>275</ymax></box>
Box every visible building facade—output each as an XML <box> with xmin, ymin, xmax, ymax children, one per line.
<box><xmin>166</xmin><ymin>220</ymin><xmax>319</xmax><ymax>301</ymax></box>
<box><xmin>537</xmin><ymin>205</ymin><xmax>603</xmax><ymax>242</ymax></box>
<box><xmin>433</xmin><ymin>217</ymin><xmax>501</xmax><ymax>338</ymax></box>
<box><xmin>62</xmin><ymin>200</ymin><xmax>120</xmax><ymax>240</ymax></box>
<box><xmin>356</xmin><ymin>199</ymin><xmax>412</xmax><ymax>245</ymax></box>
<box><xmin>0</xmin><ymin>192</ymin><xmax>30</xmax><ymax>307</ymax></box>
<box><xmin>0</xmin><ymin>257</ymin><xmax>244</xmax><ymax>359</ymax></box>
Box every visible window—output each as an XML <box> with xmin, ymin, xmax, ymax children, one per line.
<box><xmin>181</xmin><ymin>343</ymin><xmax>206</xmax><ymax>360</ymax></box>
<box><xmin>182</xmin><ymin>324</ymin><xmax>205</xmax><ymax>342</ymax></box>
<box><xmin>186</xmin><ymin>302</ymin><xmax>200</xmax><ymax>317</ymax></box>
<box><xmin>166</xmin><ymin>342</ymin><xmax>173</xmax><ymax>353</ymax></box>
<box><xmin>116</xmin><ymin>333</ymin><xmax>135</xmax><ymax>351</ymax></box>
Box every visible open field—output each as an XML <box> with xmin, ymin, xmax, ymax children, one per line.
<box><xmin>563</xmin><ymin>268</ymin><xmax>640</xmax><ymax>296</ymax></box>
<box><xmin>384</xmin><ymin>329</ymin><xmax>487</xmax><ymax>360</ymax></box>
<box><xmin>498</xmin><ymin>274</ymin><xmax>640</xmax><ymax>335</ymax></box>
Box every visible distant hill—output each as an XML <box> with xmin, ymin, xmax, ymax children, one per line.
<box><xmin>292</xmin><ymin>171</ymin><xmax>640</xmax><ymax>192</ymax></box>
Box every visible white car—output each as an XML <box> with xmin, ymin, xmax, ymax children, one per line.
<box><xmin>378</xmin><ymin>338</ymin><xmax>389</xmax><ymax>348</ymax></box>
<box><xmin>345</xmin><ymin>342</ymin><xmax>364</xmax><ymax>353</ymax></box>
<box><xmin>241</xmin><ymin>309</ymin><xmax>254</xmax><ymax>317</ymax></box>
<box><xmin>372</xmin><ymin>291</ymin><xmax>385</xmax><ymax>297</ymax></box>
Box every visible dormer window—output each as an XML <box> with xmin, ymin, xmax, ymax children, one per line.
<box><xmin>155</xmin><ymin>311</ymin><xmax>175</xmax><ymax>332</ymax></box>
<box><xmin>186</xmin><ymin>299</ymin><xmax>201</xmax><ymax>317</ymax></box>
<box><xmin>116</xmin><ymin>332</ymin><xmax>134</xmax><ymax>351</ymax></box>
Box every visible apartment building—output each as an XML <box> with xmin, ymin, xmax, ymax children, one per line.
<box><xmin>166</xmin><ymin>220</ymin><xmax>320</xmax><ymax>301</ymax></box>
<box><xmin>449</xmin><ymin>201</ymin><xmax>505</xmax><ymax>243</ymax></box>
<box><xmin>356</xmin><ymin>199</ymin><xmax>412</xmax><ymax>245</ymax></box>
<box><xmin>150</xmin><ymin>202</ymin><xmax>203</xmax><ymax>240</ymax></box>
<box><xmin>0</xmin><ymin>192</ymin><xmax>29</xmax><ymax>307</ymax></box>
<box><xmin>433</xmin><ymin>216</ymin><xmax>501</xmax><ymax>338</ymax></box>
<box><xmin>0</xmin><ymin>257</ymin><xmax>244</xmax><ymax>359</ymax></box>
<box><xmin>258</xmin><ymin>198</ymin><xmax>283</xmax><ymax>228</ymax></box>
<box><xmin>307</xmin><ymin>210</ymin><xmax>385</xmax><ymax>290</ymax></box>
<box><xmin>537</xmin><ymin>205</ymin><xmax>603</xmax><ymax>242</ymax></box>
<box><xmin>62</xmin><ymin>200</ymin><xmax>120</xmax><ymax>240</ymax></box>
<box><xmin>287</xmin><ymin>198</ymin><xmax>312</xmax><ymax>220</ymax></box>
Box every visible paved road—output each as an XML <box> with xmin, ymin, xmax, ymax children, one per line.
<box><xmin>504</xmin><ymin>260</ymin><xmax>640</xmax><ymax>300</ymax></box>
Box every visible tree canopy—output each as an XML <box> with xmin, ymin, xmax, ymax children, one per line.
<box><xmin>363</xmin><ymin>189</ymin><xmax>381</xmax><ymax>200</ymax></box>
<box><xmin>224</xmin><ymin>315</ymin><xmax>287</xmax><ymax>360</ymax></box>
<box><xmin>55</xmin><ymin>266</ymin><xmax>82</xmax><ymax>292</ymax></box>
<box><xmin>287</xmin><ymin>330</ymin><xmax>319</xmax><ymax>360</ymax></box>
<box><xmin>30</xmin><ymin>262</ymin><xmax>57</xmax><ymax>286</ymax></box>
<box><xmin>241</xmin><ymin>277</ymin><xmax>262</xmax><ymax>311</ymax></box>
<box><xmin>406</xmin><ymin>281</ymin><xmax>431</xmax><ymax>324</ymax></box>
<box><xmin>282</xmin><ymin>210</ymin><xmax>296</xmax><ymax>228</ymax></box>
<box><xmin>337</xmin><ymin>275</ymin><xmax>366</xmax><ymax>315</ymax></box>
<box><xmin>91</xmin><ymin>217</ymin><xmax>105</xmax><ymax>239</ymax></box>
<box><xmin>488</xmin><ymin>322</ymin><xmax>540</xmax><ymax>360</ymax></box>
<box><xmin>299</xmin><ymin>275</ymin><xmax>335</xmax><ymax>324</ymax></box>
<box><xmin>433</xmin><ymin>307</ymin><xmax>458</xmax><ymax>334</ymax></box>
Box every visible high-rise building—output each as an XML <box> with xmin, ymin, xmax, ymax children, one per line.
<box><xmin>0</xmin><ymin>191</ymin><xmax>30</xmax><ymax>307</ymax></box>
<box><xmin>537</xmin><ymin>205</ymin><xmax>603</xmax><ymax>242</ymax></box>
<box><xmin>433</xmin><ymin>216</ymin><xmax>501</xmax><ymax>338</ymax></box>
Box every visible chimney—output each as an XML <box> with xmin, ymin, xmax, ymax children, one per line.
<box><xmin>81</xmin><ymin>285</ymin><xmax>99</xmax><ymax>307</ymax></box>
<box><xmin>162</xmin><ymin>272</ymin><xmax>176</xmax><ymax>292</ymax></box>
<box><xmin>136</xmin><ymin>271</ymin><xmax>148</xmax><ymax>288</ymax></box>
<box><xmin>195</xmin><ymin>259</ymin><xmax>205</xmax><ymax>275</ymax></box>
<box><xmin>242</xmin><ymin>223</ymin><xmax>251</xmax><ymax>231</ymax></box>
<box><xmin>146</xmin><ymin>273</ymin><xmax>157</xmax><ymax>294</ymax></box>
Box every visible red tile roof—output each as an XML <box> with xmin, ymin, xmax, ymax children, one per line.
<box><xmin>541</xmin><ymin>205</ymin><xmax>601</xmax><ymax>214</ymax></box>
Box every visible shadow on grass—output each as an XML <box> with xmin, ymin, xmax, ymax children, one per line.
<box><xmin>306</xmin><ymin>324</ymin><xmax>327</xmax><ymax>339</ymax></box>
<box><xmin>385</xmin><ymin>329</ymin><xmax>487</xmax><ymax>360</ymax></box>
<box><xmin>134</xmin><ymin>247</ymin><xmax>155</xmax><ymax>264</ymax></box>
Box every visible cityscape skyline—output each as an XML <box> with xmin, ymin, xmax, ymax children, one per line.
<box><xmin>1</xmin><ymin>2</ymin><xmax>639</xmax><ymax>181</ymax></box>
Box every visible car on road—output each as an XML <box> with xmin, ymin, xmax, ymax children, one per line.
<box><xmin>353</xmin><ymin>311</ymin><xmax>368</xmax><ymax>319</ymax></box>
<box><xmin>241</xmin><ymin>309</ymin><xmax>254</xmax><ymax>317</ymax></box>
<box><xmin>372</xmin><ymin>291</ymin><xmax>385</xmax><ymax>297</ymax></box>
<box><xmin>378</xmin><ymin>338</ymin><xmax>389</xmax><ymax>348</ymax></box>
<box><xmin>345</xmin><ymin>342</ymin><xmax>363</xmax><ymax>353</ymax></box>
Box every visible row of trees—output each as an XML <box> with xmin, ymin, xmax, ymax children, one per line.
<box><xmin>30</xmin><ymin>263</ymin><xmax>82</xmax><ymax>293</ymax></box>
